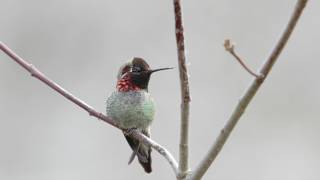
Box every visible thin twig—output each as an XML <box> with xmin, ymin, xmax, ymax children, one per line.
<box><xmin>0</xmin><ymin>41</ymin><xmax>179</xmax><ymax>176</ymax></box>
<box><xmin>224</xmin><ymin>39</ymin><xmax>262</xmax><ymax>78</ymax></box>
<box><xmin>190</xmin><ymin>0</ymin><xmax>308</xmax><ymax>179</ymax></box>
<box><xmin>173</xmin><ymin>0</ymin><xmax>191</xmax><ymax>178</ymax></box>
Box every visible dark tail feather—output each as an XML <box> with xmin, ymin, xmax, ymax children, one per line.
<box><xmin>124</xmin><ymin>132</ymin><xmax>152</xmax><ymax>173</ymax></box>
<box><xmin>128</xmin><ymin>148</ymin><xmax>137</xmax><ymax>165</ymax></box>
<box><xmin>137</xmin><ymin>147</ymin><xmax>152</xmax><ymax>173</ymax></box>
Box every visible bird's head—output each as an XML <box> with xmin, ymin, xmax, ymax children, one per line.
<box><xmin>116</xmin><ymin>57</ymin><xmax>172</xmax><ymax>91</ymax></box>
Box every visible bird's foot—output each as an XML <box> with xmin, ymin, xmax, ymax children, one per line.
<box><xmin>123</xmin><ymin>128</ymin><xmax>138</xmax><ymax>136</ymax></box>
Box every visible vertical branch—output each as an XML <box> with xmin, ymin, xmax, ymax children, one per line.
<box><xmin>173</xmin><ymin>0</ymin><xmax>191</xmax><ymax>178</ymax></box>
<box><xmin>190</xmin><ymin>0</ymin><xmax>308</xmax><ymax>179</ymax></box>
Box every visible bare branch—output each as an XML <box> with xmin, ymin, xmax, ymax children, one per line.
<box><xmin>190</xmin><ymin>0</ymin><xmax>308</xmax><ymax>179</ymax></box>
<box><xmin>224</xmin><ymin>39</ymin><xmax>262</xmax><ymax>78</ymax></box>
<box><xmin>173</xmin><ymin>0</ymin><xmax>191</xmax><ymax>178</ymax></box>
<box><xmin>0</xmin><ymin>41</ymin><xmax>179</xmax><ymax>176</ymax></box>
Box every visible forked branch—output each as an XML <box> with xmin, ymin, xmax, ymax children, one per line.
<box><xmin>1</xmin><ymin>0</ymin><xmax>309</xmax><ymax>179</ymax></box>
<box><xmin>0</xmin><ymin>42</ymin><xmax>179</xmax><ymax>176</ymax></box>
<box><xmin>191</xmin><ymin>0</ymin><xmax>308</xmax><ymax>179</ymax></box>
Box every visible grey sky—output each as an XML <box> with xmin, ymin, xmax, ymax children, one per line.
<box><xmin>1</xmin><ymin>0</ymin><xmax>320</xmax><ymax>179</ymax></box>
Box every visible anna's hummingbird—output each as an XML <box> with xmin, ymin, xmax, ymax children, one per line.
<box><xmin>106</xmin><ymin>57</ymin><xmax>172</xmax><ymax>173</ymax></box>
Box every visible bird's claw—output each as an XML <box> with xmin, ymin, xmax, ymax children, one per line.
<box><xmin>124</xmin><ymin>128</ymin><xmax>137</xmax><ymax>136</ymax></box>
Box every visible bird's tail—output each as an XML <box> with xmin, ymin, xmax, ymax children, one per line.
<box><xmin>124</xmin><ymin>130</ymin><xmax>152</xmax><ymax>173</ymax></box>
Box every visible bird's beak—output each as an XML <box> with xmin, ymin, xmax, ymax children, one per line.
<box><xmin>149</xmin><ymin>67</ymin><xmax>174</xmax><ymax>74</ymax></box>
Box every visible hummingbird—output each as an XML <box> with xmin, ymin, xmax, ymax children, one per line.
<box><xmin>106</xmin><ymin>57</ymin><xmax>172</xmax><ymax>173</ymax></box>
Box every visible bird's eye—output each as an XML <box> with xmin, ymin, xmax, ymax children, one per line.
<box><xmin>132</xmin><ymin>66</ymin><xmax>142</xmax><ymax>72</ymax></box>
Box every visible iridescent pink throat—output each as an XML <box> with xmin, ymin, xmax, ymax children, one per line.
<box><xmin>116</xmin><ymin>74</ymin><xmax>140</xmax><ymax>92</ymax></box>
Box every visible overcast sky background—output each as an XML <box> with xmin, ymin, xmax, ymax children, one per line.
<box><xmin>1</xmin><ymin>0</ymin><xmax>320</xmax><ymax>180</ymax></box>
